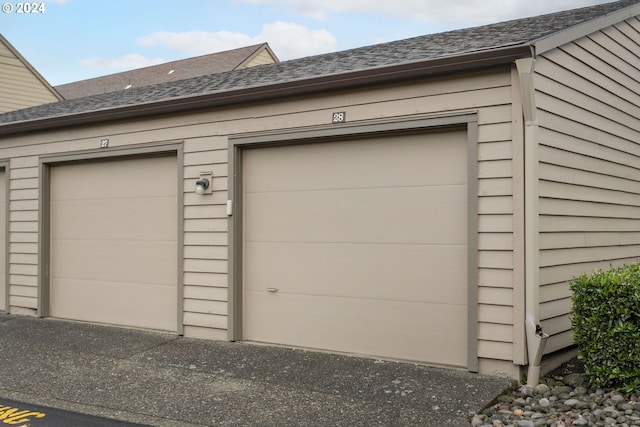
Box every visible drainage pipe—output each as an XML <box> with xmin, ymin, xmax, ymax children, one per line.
<box><xmin>515</xmin><ymin>58</ymin><xmax>550</xmax><ymax>386</ymax></box>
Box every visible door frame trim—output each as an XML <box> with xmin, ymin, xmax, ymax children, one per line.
<box><xmin>0</xmin><ymin>161</ymin><xmax>8</xmax><ymax>313</ymax></box>
<box><xmin>228</xmin><ymin>113</ymin><xmax>479</xmax><ymax>371</ymax></box>
<box><xmin>38</xmin><ymin>141</ymin><xmax>185</xmax><ymax>334</ymax></box>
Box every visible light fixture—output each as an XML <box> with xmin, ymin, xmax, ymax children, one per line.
<box><xmin>195</xmin><ymin>172</ymin><xmax>213</xmax><ymax>195</ymax></box>
<box><xmin>195</xmin><ymin>178</ymin><xmax>209</xmax><ymax>195</ymax></box>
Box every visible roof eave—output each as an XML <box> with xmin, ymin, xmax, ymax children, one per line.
<box><xmin>0</xmin><ymin>44</ymin><xmax>533</xmax><ymax>137</ymax></box>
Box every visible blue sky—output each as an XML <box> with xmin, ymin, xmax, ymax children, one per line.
<box><xmin>1</xmin><ymin>0</ymin><xmax>614</xmax><ymax>86</ymax></box>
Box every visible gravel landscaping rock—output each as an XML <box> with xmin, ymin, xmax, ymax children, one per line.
<box><xmin>473</xmin><ymin>358</ymin><xmax>640</xmax><ymax>426</ymax></box>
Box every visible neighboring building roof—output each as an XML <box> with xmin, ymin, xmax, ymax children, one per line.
<box><xmin>0</xmin><ymin>34</ymin><xmax>63</xmax><ymax>113</ymax></box>
<box><xmin>0</xmin><ymin>0</ymin><xmax>638</xmax><ymax>133</ymax></box>
<box><xmin>55</xmin><ymin>43</ymin><xmax>279</xmax><ymax>99</ymax></box>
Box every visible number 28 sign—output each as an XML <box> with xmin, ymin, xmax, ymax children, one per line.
<box><xmin>332</xmin><ymin>112</ymin><xmax>346</xmax><ymax>124</ymax></box>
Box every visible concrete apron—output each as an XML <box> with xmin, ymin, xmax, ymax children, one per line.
<box><xmin>0</xmin><ymin>314</ymin><xmax>513</xmax><ymax>426</ymax></box>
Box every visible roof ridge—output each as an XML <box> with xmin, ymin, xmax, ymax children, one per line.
<box><xmin>54</xmin><ymin>43</ymin><xmax>269</xmax><ymax>89</ymax></box>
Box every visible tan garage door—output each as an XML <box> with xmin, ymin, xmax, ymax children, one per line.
<box><xmin>49</xmin><ymin>155</ymin><xmax>178</xmax><ymax>332</ymax></box>
<box><xmin>0</xmin><ymin>169</ymin><xmax>5</xmax><ymax>312</ymax></box>
<box><xmin>243</xmin><ymin>130</ymin><xmax>469</xmax><ymax>367</ymax></box>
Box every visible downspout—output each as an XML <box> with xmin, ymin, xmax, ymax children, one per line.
<box><xmin>515</xmin><ymin>57</ymin><xmax>549</xmax><ymax>386</ymax></box>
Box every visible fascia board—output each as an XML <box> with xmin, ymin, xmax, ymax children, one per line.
<box><xmin>533</xmin><ymin>3</ymin><xmax>640</xmax><ymax>55</ymax></box>
<box><xmin>0</xmin><ymin>44</ymin><xmax>532</xmax><ymax>137</ymax></box>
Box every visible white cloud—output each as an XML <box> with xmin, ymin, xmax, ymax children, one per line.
<box><xmin>416</xmin><ymin>0</ymin><xmax>610</xmax><ymax>27</ymax></box>
<box><xmin>256</xmin><ymin>21</ymin><xmax>336</xmax><ymax>59</ymax></box>
<box><xmin>137</xmin><ymin>30</ymin><xmax>254</xmax><ymax>56</ymax></box>
<box><xmin>136</xmin><ymin>21</ymin><xmax>337</xmax><ymax>60</ymax></box>
<box><xmin>239</xmin><ymin>0</ymin><xmax>612</xmax><ymax>26</ymax></box>
<box><xmin>76</xmin><ymin>0</ymin><xmax>611</xmax><ymax>77</ymax></box>
<box><xmin>79</xmin><ymin>54</ymin><xmax>166</xmax><ymax>72</ymax></box>
<box><xmin>78</xmin><ymin>20</ymin><xmax>336</xmax><ymax>76</ymax></box>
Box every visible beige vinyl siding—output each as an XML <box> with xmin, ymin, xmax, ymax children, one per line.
<box><xmin>477</xmin><ymin>77</ymin><xmax>521</xmax><ymax>368</ymax></box>
<box><xmin>7</xmin><ymin>156</ymin><xmax>39</xmax><ymax>314</ymax></box>
<box><xmin>0</xmin><ymin>68</ymin><xmax>518</xmax><ymax>372</ymax></box>
<box><xmin>535</xmin><ymin>17</ymin><xmax>640</xmax><ymax>354</ymax></box>
<box><xmin>0</xmin><ymin>169</ymin><xmax>5</xmax><ymax>311</ymax></box>
<box><xmin>243</xmin><ymin>49</ymin><xmax>277</xmax><ymax>68</ymax></box>
<box><xmin>182</xmin><ymin>136</ymin><xmax>229</xmax><ymax>340</ymax></box>
<box><xmin>0</xmin><ymin>41</ymin><xmax>59</xmax><ymax>113</ymax></box>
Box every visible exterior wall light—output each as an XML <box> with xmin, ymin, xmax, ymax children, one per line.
<box><xmin>195</xmin><ymin>178</ymin><xmax>209</xmax><ymax>195</ymax></box>
<box><xmin>195</xmin><ymin>172</ymin><xmax>213</xmax><ymax>195</ymax></box>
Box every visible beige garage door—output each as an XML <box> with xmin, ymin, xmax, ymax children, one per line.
<box><xmin>243</xmin><ymin>130</ymin><xmax>469</xmax><ymax>367</ymax></box>
<box><xmin>0</xmin><ymin>169</ymin><xmax>5</xmax><ymax>312</ymax></box>
<box><xmin>49</xmin><ymin>155</ymin><xmax>178</xmax><ymax>332</ymax></box>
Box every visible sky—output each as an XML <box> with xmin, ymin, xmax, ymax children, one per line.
<box><xmin>0</xmin><ymin>0</ymin><xmax>618</xmax><ymax>86</ymax></box>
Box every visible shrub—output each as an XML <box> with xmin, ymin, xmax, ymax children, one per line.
<box><xmin>570</xmin><ymin>263</ymin><xmax>640</xmax><ymax>392</ymax></box>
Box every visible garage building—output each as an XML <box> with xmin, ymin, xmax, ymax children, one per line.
<box><xmin>0</xmin><ymin>0</ymin><xmax>639</xmax><ymax>379</ymax></box>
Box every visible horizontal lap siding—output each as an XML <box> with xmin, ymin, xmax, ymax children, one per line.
<box><xmin>8</xmin><ymin>157</ymin><xmax>39</xmax><ymax>315</ymax></box>
<box><xmin>183</xmin><ymin>136</ymin><xmax>228</xmax><ymax>340</ymax></box>
<box><xmin>536</xmin><ymin>17</ymin><xmax>640</xmax><ymax>353</ymax></box>
<box><xmin>244</xmin><ymin>49</ymin><xmax>276</xmax><ymax>67</ymax></box>
<box><xmin>0</xmin><ymin>69</ymin><xmax>518</xmax><ymax>363</ymax></box>
<box><xmin>0</xmin><ymin>42</ymin><xmax>58</xmax><ymax>113</ymax></box>
<box><xmin>477</xmin><ymin>82</ymin><xmax>518</xmax><ymax>364</ymax></box>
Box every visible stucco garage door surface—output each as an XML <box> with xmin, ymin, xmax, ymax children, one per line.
<box><xmin>243</xmin><ymin>131</ymin><xmax>468</xmax><ymax>367</ymax></box>
<box><xmin>49</xmin><ymin>156</ymin><xmax>178</xmax><ymax>332</ymax></box>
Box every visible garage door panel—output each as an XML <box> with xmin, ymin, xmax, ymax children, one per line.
<box><xmin>245</xmin><ymin>242</ymin><xmax>467</xmax><ymax>304</ymax></box>
<box><xmin>50</xmin><ymin>155</ymin><xmax>178</xmax><ymax>332</ymax></box>
<box><xmin>51</xmin><ymin>197</ymin><xmax>176</xmax><ymax>241</ymax></box>
<box><xmin>51</xmin><ymin>156</ymin><xmax>177</xmax><ymax>199</ymax></box>
<box><xmin>243</xmin><ymin>131</ymin><xmax>469</xmax><ymax>366</ymax></box>
<box><xmin>52</xmin><ymin>240</ymin><xmax>176</xmax><ymax>285</ymax></box>
<box><xmin>50</xmin><ymin>278</ymin><xmax>177</xmax><ymax>331</ymax></box>
<box><xmin>244</xmin><ymin>292</ymin><xmax>467</xmax><ymax>367</ymax></box>
<box><xmin>245</xmin><ymin>186</ymin><xmax>467</xmax><ymax>245</ymax></box>
<box><xmin>244</xmin><ymin>132</ymin><xmax>467</xmax><ymax>193</ymax></box>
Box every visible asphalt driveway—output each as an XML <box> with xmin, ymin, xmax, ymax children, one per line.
<box><xmin>0</xmin><ymin>314</ymin><xmax>513</xmax><ymax>426</ymax></box>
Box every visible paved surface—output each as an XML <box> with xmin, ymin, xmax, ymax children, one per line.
<box><xmin>0</xmin><ymin>397</ymin><xmax>147</xmax><ymax>426</ymax></box>
<box><xmin>0</xmin><ymin>314</ymin><xmax>513</xmax><ymax>426</ymax></box>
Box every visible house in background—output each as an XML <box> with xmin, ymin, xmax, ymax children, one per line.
<box><xmin>55</xmin><ymin>43</ymin><xmax>278</xmax><ymax>99</ymax></box>
<box><xmin>0</xmin><ymin>34</ymin><xmax>62</xmax><ymax>113</ymax></box>
<box><xmin>0</xmin><ymin>0</ymin><xmax>639</xmax><ymax>382</ymax></box>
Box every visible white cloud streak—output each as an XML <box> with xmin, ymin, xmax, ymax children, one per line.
<box><xmin>79</xmin><ymin>54</ymin><xmax>166</xmax><ymax>71</ymax></box>
<box><xmin>78</xmin><ymin>0</ymin><xmax>612</xmax><ymax>76</ymax></box>
<box><xmin>240</xmin><ymin>0</ymin><xmax>612</xmax><ymax>26</ymax></box>
<box><xmin>81</xmin><ymin>21</ymin><xmax>337</xmax><ymax>75</ymax></box>
<box><xmin>136</xmin><ymin>30</ymin><xmax>254</xmax><ymax>55</ymax></box>
<box><xmin>136</xmin><ymin>21</ymin><xmax>337</xmax><ymax>60</ymax></box>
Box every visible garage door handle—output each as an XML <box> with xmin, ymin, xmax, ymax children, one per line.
<box><xmin>267</xmin><ymin>288</ymin><xmax>279</xmax><ymax>293</ymax></box>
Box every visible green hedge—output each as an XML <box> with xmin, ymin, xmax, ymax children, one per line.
<box><xmin>570</xmin><ymin>263</ymin><xmax>640</xmax><ymax>392</ymax></box>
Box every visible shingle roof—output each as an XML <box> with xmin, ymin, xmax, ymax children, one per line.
<box><xmin>1</xmin><ymin>0</ymin><xmax>638</xmax><ymax>128</ymax></box>
<box><xmin>55</xmin><ymin>44</ymin><xmax>276</xmax><ymax>99</ymax></box>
